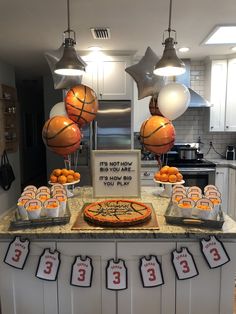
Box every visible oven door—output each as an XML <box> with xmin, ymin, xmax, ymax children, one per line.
<box><xmin>178</xmin><ymin>167</ymin><xmax>216</xmax><ymax>192</ymax></box>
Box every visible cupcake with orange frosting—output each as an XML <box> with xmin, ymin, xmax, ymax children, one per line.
<box><xmin>25</xmin><ymin>199</ymin><xmax>42</xmax><ymax>219</ymax></box>
<box><xmin>44</xmin><ymin>198</ymin><xmax>60</xmax><ymax>218</ymax></box>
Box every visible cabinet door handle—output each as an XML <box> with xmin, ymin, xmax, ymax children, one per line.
<box><xmin>226</xmin><ymin>126</ymin><xmax>229</xmax><ymax>129</ymax></box>
<box><xmin>210</xmin><ymin>126</ymin><xmax>214</xmax><ymax>129</ymax></box>
<box><xmin>143</xmin><ymin>171</ymin><xmax>151</xmax><ymax>177</ymax></box>
<box><xmin>99</xmin><ymin>93</ymin><xmax>103</xmax><ymax>99</ymax></box>
<box><xmin>216</xmin><ymin>172</ymin><xmax>219</xmax><ymax>175</ymax></box>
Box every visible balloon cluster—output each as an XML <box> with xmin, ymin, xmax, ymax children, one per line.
<box><xmin>42</xmin><ymin>84</ymin><xmax>98</xmax><ymax>157</ymax></box>
<box><xmin>125</xmin><ymin>46</ymin><xmax>191</xmax><ymax>155</ymax></box>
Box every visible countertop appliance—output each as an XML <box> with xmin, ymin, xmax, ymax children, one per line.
<box><xmin>76</xmin><ymin>100</ymin><xmax>132</xmax><ymax>185</ymax></box>
<box><xmin>141</xmin><ymin>142</ymin><xmax>216</xmax><ymax>191</ymax></box>
<box><xmin>226</xmin><ymin>145</ymin><xmax>235</xmax><ymax>160</ymax></box>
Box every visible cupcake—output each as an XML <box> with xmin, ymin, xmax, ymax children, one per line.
<box><xmin>21</xmin><ymin>190</ymin><xmax>35</xmax><ymax>199</ymax></box>
<box><xmin>54</xmin><ymin>193</ymin><xmax>67</xmax><ymax>216</ymax></box>
<box><xmin>44</xmin><ymin>198</ymin><xmax>60</xmax><ymax>218</ymax></box>
<box><xmin>23</xmin><ymin>185</ymin><xmax>37</xmax><ymax>193</ymax></box>
<box><xmin>17</xmin><ymin>196</ymin><xmax>31</xmax><ymax>219</ymax></box>
<box><xmin>25</xmin><ymin>199</ymin><xmax>42</xmax><ymax>219</ymax></box>
<box><xmin>37</xmin><ymin>186</ymin><xmax>50</xmax><ymax>194</ymax></box>
<box><xmin>195</xmin><ymin>198</ymin><xmax>213</xmax><ymax>220</ymax></box>
<box><xmin>177</xmin><ymin>198</ymin><xmax>195</xmax><ymax>218</ymax></box>
<box><xmin>208</xmin><ymin>196</ymin><xmax>222</xmax><ymax>219</ymax></box>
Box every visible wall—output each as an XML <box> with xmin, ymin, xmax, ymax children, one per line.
<box><xmin>43</xmin><ymin>75</ymin><xmax>64</xmax><ymax>178</ymax></box>
<box><xmin>0</xmin><ymin>60</ymin><xmax>21</xmax><ymax>214</ymax></box>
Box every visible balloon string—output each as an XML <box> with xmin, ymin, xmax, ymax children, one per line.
<box><xmin>155</xmin><ymin>154</ymin><xmax>162</xmax><ymax>169</ymax></box>
<box><xmin>64</xmin><ymin>155</ymin><xmax>71</xmax><ymax>170</ymax></box>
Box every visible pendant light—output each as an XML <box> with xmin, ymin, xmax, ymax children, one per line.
<box><xmin>54</xmin><ymin>0</ymin><xmax>86</xmax><ymax>76</ymax></box>
<box><xmin>154</xmin><ymin>0</ymin><xmax>185</xmax><ymax>77</ymax></box>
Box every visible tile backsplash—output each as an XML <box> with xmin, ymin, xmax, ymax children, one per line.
<box><xmin>134</xmin><ymin>60</ymin><xmax>236</xmax><ymax>159</ymax></box>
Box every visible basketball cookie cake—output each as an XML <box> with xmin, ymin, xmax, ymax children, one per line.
<box><xmin>83</xmin><ymin>200</ymin><xmax>152</xmax><ymax>227</ymax></box>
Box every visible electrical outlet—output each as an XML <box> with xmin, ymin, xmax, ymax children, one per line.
<box><xmin>209</xmin><ymin>141</ymin><xmax>213</xmax><ymax>146</ymax></box>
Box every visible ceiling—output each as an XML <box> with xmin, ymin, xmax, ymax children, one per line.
<box><xmin>0</xmin><ymin>0</ymin><xmax>236</xmax><ymax>78</ymax></box>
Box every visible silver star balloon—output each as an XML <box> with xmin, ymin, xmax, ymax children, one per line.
<box><xmin>125</xmin><ymin>47</ymin><xmax>166</xmax><ymax>100</ymax></box>
<box><xmin>45</xmin><ymin>45</ymin><xmax>87</xmax><ymax>90</ymax></box>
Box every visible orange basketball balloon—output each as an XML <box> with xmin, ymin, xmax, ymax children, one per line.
<box><xmin>140</xmin><ymin>115</ymin><xmax>175</xmax><ymax>155</ymax></box>
<box><xmin>149</xmin><ymin>95</ymin><xmax>163</xmax><ymax>116</ymax></box>
<box><xmin>65</xmin><ymin>84</ymin><xmax>98</xmax><ymax>127</ymax></box>
<box><xmin>42</xmin><ymin>116</ymin><xmax>81</xmax><ymax>156</ymax></box>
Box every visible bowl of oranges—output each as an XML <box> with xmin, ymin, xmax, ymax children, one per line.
<box><xmin>153</xmin><ymin>166</ymin><xmax>184</xmax><ymax>197</ymax></box>
<box><xmin>154</xmin><ymin>165</ymin><xmax>184</xmax><ymax>184</ymax></box>
<box><xmin>49</xmin><ymin>168</ymin><xmax>80</xmax><ymax>185</ymax></box>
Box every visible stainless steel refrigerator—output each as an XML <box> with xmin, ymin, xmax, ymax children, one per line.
<box><xmin>76</xmin><ymin>100</ymin><xmax>132</xmax><ymax>185</ymax></box>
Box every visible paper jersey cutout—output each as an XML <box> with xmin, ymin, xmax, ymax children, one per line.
<box><xmin>106</xmin><ymin>259</ymin><xmax>127</xmax><ymax>290</ymax></box>
<box><xmin>70</xmin><ymin>256</ymin><xmax>93</xmax><ymax>287</ymax></box>
<box><xmin>4</xmin><ymin>236</ymin><xmax>30</xmax><ymax>269</ymax></box>
<box><xmin>200</xmin><ymin>236</ymin><xmax>230</xmax><ymax>269</ymax></box>
<box><xmin>36</xmin><ymin>248</ymin><xmax>61</xmax><ymax>281</ymax></box>
<box><xmin>139</xmin><ymin>255</ymin><xmax>164</xmax><ymax>287</ymax></box>
<box><xmin>172</xmin><ymin>248</ymin><xmax>199</xmax><ymax>280</ymax></box>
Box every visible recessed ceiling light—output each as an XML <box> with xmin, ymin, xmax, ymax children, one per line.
<box><xmin>231</xmin><ymin>46</ymin><xmax>236</xmax><ymax>51</ymax></box>
<box><xmin>203</xmin><ymin>25</ymin><xmax>236</xmax><ymax>45</ymax></box>
<box><xmin>178</xmin><ymin>47</ymin><xmax>190</xmax><ymax>52</ymax></box>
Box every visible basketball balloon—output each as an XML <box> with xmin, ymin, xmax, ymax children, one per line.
<box><xmin>149</xmin><ymin>94</ymin><xmax>163</xmax><ymax>116</ymax></box>
<box><xmin>42</xmin><ymin>116</ymin><xmax>81</xmax><ymax>156</ymax></box>
<box><xmin>140</xmin><ymin>115</ymin><xmax>175</xmax><ymax>155</ymax></box>
<box><xmin>65</xmin><ymin>84</ymin><xmax>98</xmax><ymax>127</ymax></box>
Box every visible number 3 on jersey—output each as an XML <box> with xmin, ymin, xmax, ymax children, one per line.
<box><xmin>106</xmin><ymin>259</ymin><xmax>127</xmax><ymax>290</ymax></box>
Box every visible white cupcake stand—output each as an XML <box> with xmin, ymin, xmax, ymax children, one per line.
<box><xmin>153</xmin><ymin>179</ymin><xmax>185</xmax><ymax>198</ymax></box>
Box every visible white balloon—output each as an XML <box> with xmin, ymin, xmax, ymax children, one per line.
<box><xmin>49</xmin><ymin>102</ymin><xmax>68</xmax><ymax>118</ymax></box>
<box><xmin>158</xmin><ymin>83</ymin><xmax>190</xmax><ymax>120</ymax></box>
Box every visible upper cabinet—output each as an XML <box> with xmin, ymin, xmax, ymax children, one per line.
<box><xmin>81</xmin><ymin>55</ymin><xmax>132</xmax><ymax>100</ymax></box>
<box><xmin>206</xmin><ymin>58</ymin><xmax>236</xmax><ymax>132</ymax></box>
<box><xmin>133</xmin><ymin>83</ymin><xmax>151</xmax><ymax>132</ymax></box>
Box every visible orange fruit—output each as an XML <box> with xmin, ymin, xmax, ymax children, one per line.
<box><xmin>168</xmin><ymin>167</ymin><xmax>179</xmax><ymax>175</ymax></box>
<box><xmin>58</xmin><ymin>175</ymin><xmax>67</xmax><ymax>184</ymax></box>
<box><xmin>160</xmin><ymin>166</ymin><xmax>170</xmax><ymax>174</ymax></box>
<box><xmin>50</xmin><ymin>175</ymin><xmax>58</xmax><ymax>183</ymax></box>
<box><xmin>73</xmin><ymin>172</ymin><xmax>81</xmax><ymax>180</ymax></box>
<box><xmin>68</xmin><ymin>169</ymin><xmax>75</xmax><ymax>175</ymax></box>
<box><xmin>61</xmin><ymin>168</ymin><xmax>69</xmax><ymax>176</ymax></box>
<box><xmin>160</xmin><ymin>173</ymin><xmax>169</xmax><ymax>182</ymax></box>
<box><xmin>67</xmin><ymin>175</ymin><xmax>74</xmax><ymax>183</ymax></box>
<box><xmin>154</xmin><ymin>172</ymin><xmax>161</xmax><ymax>181</ymax></box>
<box><xmin>53</xmin><ymin>169</ymin><xmax>62</xmax><ymax>177</ymax></box>
<box><xmin>169</xmin><ymin>174</ymin><xmax>177</xmax><ymax>183</ymax></box>
<box><xmin>176</xmin><ymin>173</ymin><xmax>183</xmax><ymax>182</ymax></box>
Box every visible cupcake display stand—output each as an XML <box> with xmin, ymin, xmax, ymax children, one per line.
<box><xmin>153</xmin><ymin>179</ymin><xmax>185</xmax><ymax>198</ymax></box>
<box><xmin>49</xmin><ymin>179</ymin><xmax>80</xmax><ymax>197</ymax></box>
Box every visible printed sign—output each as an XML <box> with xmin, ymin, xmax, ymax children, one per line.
<box><xmin>172</xmin><ymin>247</ymin><xmax>199</xmax><ymax>280</ymax></box>
<box><xmin>36</xmin><ymin>249</ymin><xmax>61</xmax><ymax>281</ymax></box>
<box><xmin>4</xmin><ymin>236</ymin><xmax>30</xmax><ymax>269</ymax></box>
<box><xmin>200</xmin><ymin>236</ymin><xmax>230</xmax><ymax>269</ymax></box>
<box><xmin>139</xmin><ymin>255</ymin><xmax>164</xmax><ymax>287</ymax></box>
<box><xmin>92</xmin><ymin>150</ymin><xmax>141</xmax><ymax>197</ymax></box>
<box><xmin>70</xmin><ymin>256</ymin><xmax>93</xmax><ymax>287</ymax></box>
<box><xmin>106</xmin><ymin>258</ymin><xmax>128</xmax><ymax>290</ymax></box>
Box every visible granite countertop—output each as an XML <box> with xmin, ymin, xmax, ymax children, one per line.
<box><xmin>208</xmin><ymin>159</ymin><xmax>236</xmax><ymax>169</ymax></box>
<box><xmin>1</xmin><ymin>186</ymin><xmax>236</xmax><ymax>240</ymax></box>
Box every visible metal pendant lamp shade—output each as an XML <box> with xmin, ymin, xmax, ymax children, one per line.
<box><xmin>54</xmin><ymin>0</ymin><xmax>86</xmax><ymax>76</ymax></box>
<box><xmin>154</xmin><ymin>0</ymin><xmax>186</xmax><ymax>77</ymax></box>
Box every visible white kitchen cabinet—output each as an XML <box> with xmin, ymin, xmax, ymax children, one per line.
<box><xmin>215</xmin><ymin>166</ymin><xmax>228</xmax><ymax>213</ymax></box>
<box><xmin>206</xmin><ymin>58</ymin><xmax>236</xmax><ymax>132</ymax></box>
<box><xmin>0</xmin><ymin>241</ymin><xmax>58</xmax><ymax>314</ymax></box>
<box><xmin>227</xmin><ymin>167</ymin><xmax>236</xmax><ymax>220</ymax></box>
<box><xmin>57</xmin><ymin>241</ymin><xmax>116</xmax><ymax>314</ymax></box>
<box><xmin>133</xmin><ymin>83</ymin><xmax>151</xmax><ymax>132</ymax></box>
<box><xmin>176</xmin><ymin>241</ymin><xmax>236</xmax><ymax>314</ymax></box>
<box><xmin>117</xmin><ymin>242</ymin><xmax>176</xmax><ymax>314</ymax></box>
<box><xmin>81</xmin><ymin>56</ymin><xmax>132</xmax><ymax>100</ymax></box>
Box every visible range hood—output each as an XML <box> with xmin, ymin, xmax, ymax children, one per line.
<box><xmin>188</xmin><ymin>88</ymin><xmax>211</xmax><ymax>107</ymax></box>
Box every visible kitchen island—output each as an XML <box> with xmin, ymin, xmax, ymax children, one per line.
<box><xmin>0</xmin><ymin>186</ymin><xmax>236</xmax><ymax>314</ymax></box>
